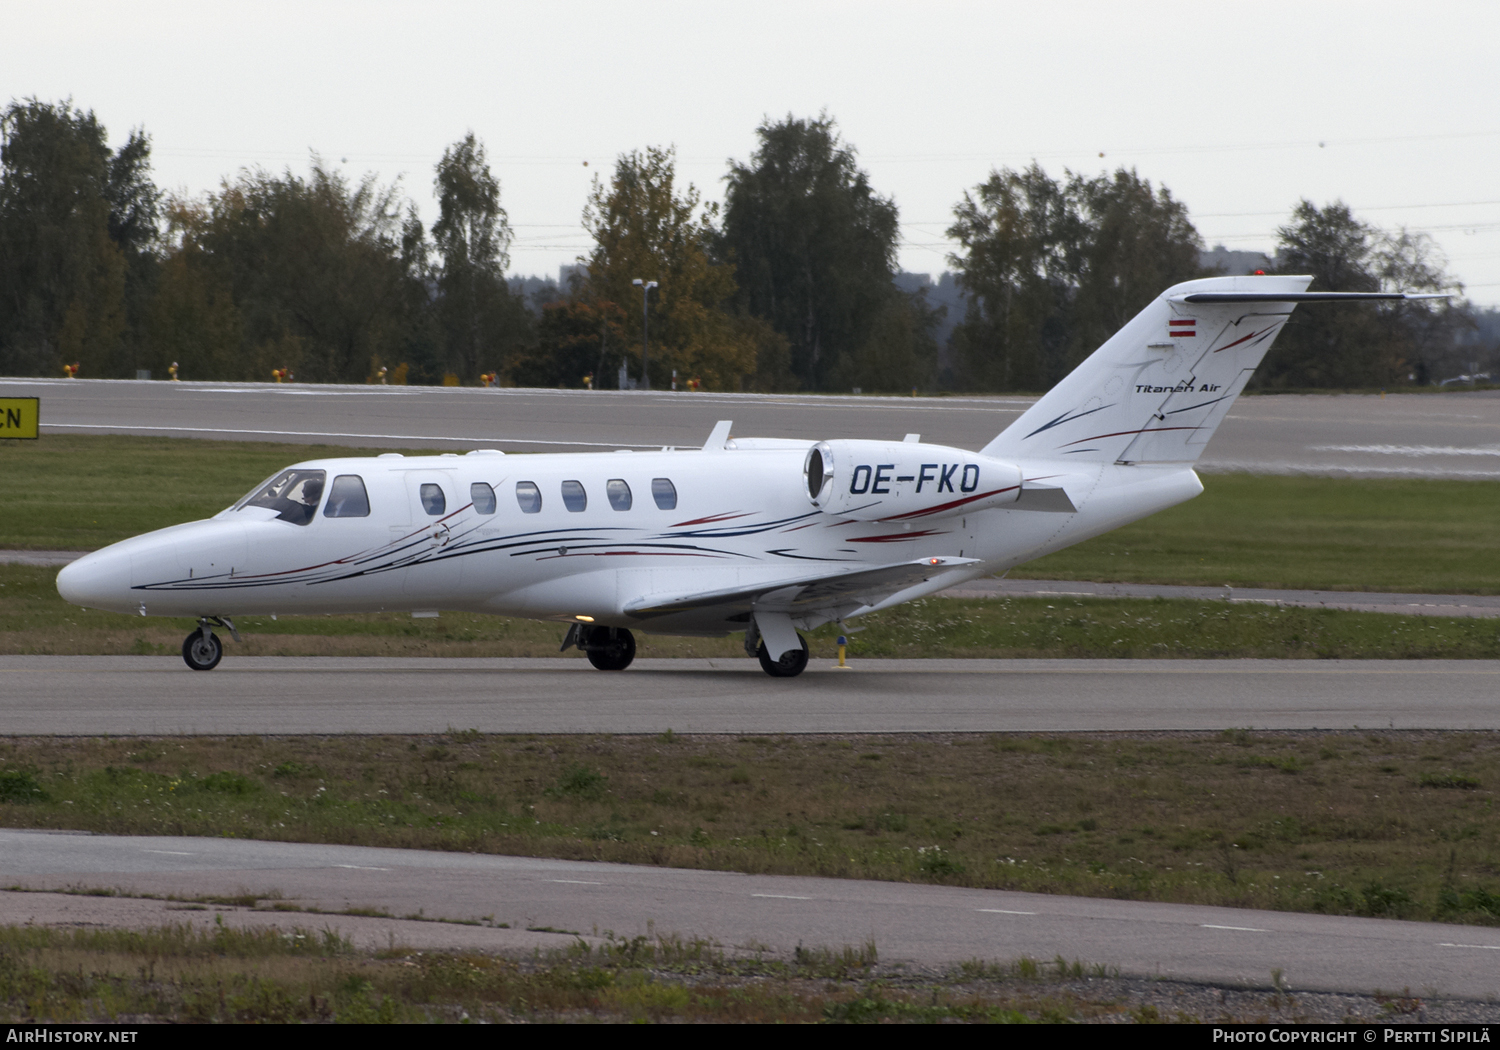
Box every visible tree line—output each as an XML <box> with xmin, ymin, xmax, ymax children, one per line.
<box><xmin>0</xmin><ymin>98</ymin><xmax>1481</xmax><ymax>393</ymax></box>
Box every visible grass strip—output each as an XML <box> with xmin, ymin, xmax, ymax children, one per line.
<box><xmin>1023</xmin><ymin>470</ymin><xmax>1500</xmax><ymax>594</ymax></box>
<box><xmin>6</xmin><ymin>563</ymin><xmax>1500</xmax><ymax>659</ymax></box>
<box><xmin>5</xmin><ymin>919</ymin><xmax>1433</xmax><ymax>1024</ymax></box>
<box><xmin>3</xmin><ymin>730</ymin><xmax>1497</xmax><ymax>927</ymax></box>
<box><xmin>4</xmin><ymin>435</ymin><xmax>1500</xmax><ymax>593</ymax></box>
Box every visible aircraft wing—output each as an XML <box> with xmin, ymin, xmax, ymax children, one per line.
<box><xmin>623</xmin><ymin>556</ymin><xmax>979</xmax><ymax>620</ymax></box>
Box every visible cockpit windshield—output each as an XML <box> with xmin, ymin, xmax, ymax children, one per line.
<box><xmin>236</xmin><ymin>469</ymin><xmax>327</xmax><ymax>525</ymax></box>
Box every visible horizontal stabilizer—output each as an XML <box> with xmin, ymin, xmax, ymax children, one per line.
<box><xmin>1174</xmin><ymin>291</ymin><xmax>1448</xmax><ymax>304</ymax></box>
<box><xmin>624</xmin><ymin>556</ymin><xmax>979</xmax><ymax>619</ymax></box>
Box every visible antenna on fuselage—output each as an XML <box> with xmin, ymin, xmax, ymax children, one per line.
<box><xmin>703</xmin><ymin>420</ymin><xmax>732</xmax><ymax>451</ymax></box>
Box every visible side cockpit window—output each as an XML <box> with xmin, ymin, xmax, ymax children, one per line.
<box><xmin>516</xmin><ymin>481</ymin><xmax>542</xmax><ymax>513</ymax></box>
<box><xmin>471</xmin><ymin>482</ymin><xmax>496</xmax><ymax>514</ymax></box>
<box><xmin>240</xmin><ymin>469</ymin><xmax>326</xmax><ymax>526</ymax></box>
<box><xmin>323</xmin><ymin>475</ymin><xmax>370</xmax><ymax>518</ymax></box>
<box><xmin>651</xmin><ymin>477</ymin><xmax>677</xmax><ymax>510</ymax></box>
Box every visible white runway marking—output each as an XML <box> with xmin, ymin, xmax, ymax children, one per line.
<box><xmin>1201</xmin><ymin>924</ymin><xmax>1269</xmax><ymax>932</ymax></box>
<box><xmin>43</xmin><ymin>422</ymin><xmax>652</xmax><ymax>449</ymax></box>
<box><xmin>1312</xmin><ymin>444</ymin><xmax>1500</xmax><ymax>457</ymax></box>
<box><xmin>753</xmin><ymin>894</ymin><xmax>812</xmax><ymax>900</ymax></box>
<box><xmin>977</xmin><ymin>908</ymin><xmax>1036</xmax><ymax>915</ymax></box>
<box><xmin>1439</xmin><ymin>942</ymin><xmax>1500</xmax><ymax>950</ymax></box>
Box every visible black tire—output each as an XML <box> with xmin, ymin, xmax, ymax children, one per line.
<box><xmin>182</xmin><ymin>630</ymin><xmax>223</xmax><ymax>671</ymax></box>
<box><xmin>585</xmin><ymin>626</ymin><xmax>636</xmax><ymax>671</ymax></box>
<box><xmin>758</xmin><ymin>634</ymin><xmax>809</xmax><ymax>678</ymax></box>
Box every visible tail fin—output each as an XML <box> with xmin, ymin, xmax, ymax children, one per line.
<box><xmin>982</xmin><ymin>274</ymin><xmax>1312</xmax><ymax>464</ymax></box>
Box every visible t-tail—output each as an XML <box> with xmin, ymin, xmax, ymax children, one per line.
<box><xmin>982</xmin><ymin>274</ymin><xmax>1443</xmax><ymax>466</ymax></box>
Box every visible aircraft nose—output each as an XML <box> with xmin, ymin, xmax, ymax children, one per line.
<box><xmin>56</xmin><ymin>547</ymin><xmax>135</xmax><ymax>614</ymax></box>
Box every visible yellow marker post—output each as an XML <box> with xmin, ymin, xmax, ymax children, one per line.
<box><xmin>835</xmin><ymin>634</ymin><xmax>851</xmax><ymax>669</ymax></box>
<box><xmin>0</xmin><ymin>398</ymin><xmax>39</xmax><ymax>440</ymax></box>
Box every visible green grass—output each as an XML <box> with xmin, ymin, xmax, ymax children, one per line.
<box><xmin>0</xmin><ymin>918</ymin><xmax>1449</xmax><ymax>1022</ymax></box>
<box><xmin>0</xmin><ymin>921</ymin><xmax>901</xmax><ymax>1023</ymax></box>
<box><xmin>3</xmin><ymin>731</ymin><xmax>1499</xmax><ymax>928</ymax></box>
<box><xmin>6</xmin><ymin>918</ymin><xmax>1294</xmax><ymax>1023</ymax></box>
<box><xmin>1024</xmin><ymin>471</ymin><xmax>1500</xmax><ymax>594</ymax></box>
<box><xmin>6</xmin><ymin>562</ymin><xmax>1500</xmax><ymax>658</ymax></box>
<box><xmin>2</xmin><ymin>434</ymin><xmax>1499</xmax><ymax>593</ymax></box>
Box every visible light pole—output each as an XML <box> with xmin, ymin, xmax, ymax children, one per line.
<box><xmin>631</xmin><ymin>278</ymin><xmax>658</xmax><ymax>390</ymax></box>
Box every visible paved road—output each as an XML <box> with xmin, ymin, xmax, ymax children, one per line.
<box><xmin>2</xmin><ymin>829</ymin><xmax>1495</xmax><ymax>999</ymax></box>
<box><xmin>4</xmin><ymin>656</ymin><xmax>1498</xmax><ymax>734</ymax></box>
<box><xmin>8</xmin><ymin>376</ymin><xmax>1500</xmax><ymax>478</ymax></box>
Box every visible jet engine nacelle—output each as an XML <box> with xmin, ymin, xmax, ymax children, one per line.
<box><xmin>804</xmin><ymin>439</ymin><xmax>1024</xmax><ymax>521</ymax></box>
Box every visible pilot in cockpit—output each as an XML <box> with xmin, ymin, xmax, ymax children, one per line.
<box><xmin>279</xmin><ymin>476</ymin><xmax>324</xmax><ymax>526</ymax></box>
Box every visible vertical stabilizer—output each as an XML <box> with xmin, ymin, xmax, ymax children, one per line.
<box><xmin>982</xmin><ymin>275</ymin><xmax>1312</xmax><ymax>464</ymax></box>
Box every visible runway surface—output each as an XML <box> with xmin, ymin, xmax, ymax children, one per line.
<box><xmin>3</xmin><ymin>656</ymin><xmax>1498</xmax><ymax>734</ymax></box>
<box><xmin>3</xmin><ymin>829</ymin><xmax>1496</xmax><ymax>999</ymax></box>
<box><xmin>9</xmin><ymin>376</ymin><xmax>1500</xmax><ymax>478</ymax></box>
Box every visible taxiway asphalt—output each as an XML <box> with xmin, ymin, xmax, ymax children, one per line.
<box><xmin>3</xmin><ymin>656</ymin><xmax>1498</xmax><ymax>734</ymax></box>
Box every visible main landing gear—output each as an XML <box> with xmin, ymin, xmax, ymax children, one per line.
<box><xmin>562</xmin><ymin>623</ymin><xmax>637</xmax><ymax>671</ymax></box>
<box><xmin>744</xmin><ymin>619</ymin><xmax>810</xmax><ymax>678</ymax></box>
<box><xmin>757</xmin><ymin>635</ymin><xmax>809</xmax><ymax>678</ymax></box>
<box><xmin>182</xmin><ymin>616</ymin><xmax>240</xmax><ymax>671</ymax></box>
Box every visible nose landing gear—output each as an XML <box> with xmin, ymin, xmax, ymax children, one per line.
<box><xmin>182</xmin><ymin>628</ymin><xmax>222</xmax><ymax>671</ymax></box>
<box><xmin>181</xmin><ymin>616</ymin><xmax>240</xmax><ymax>671</ymax></box>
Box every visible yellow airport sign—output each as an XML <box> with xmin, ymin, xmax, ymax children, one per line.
<box><xmin>0</xmin><ymin>397</ymin><xmax>40</xmax><ymax>439</ymax></box>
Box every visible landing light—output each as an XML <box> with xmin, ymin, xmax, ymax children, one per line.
<box><xmin>575</xmin><ymin>615</ymin><xmax>595</xmax><ymax>622</ymax></box>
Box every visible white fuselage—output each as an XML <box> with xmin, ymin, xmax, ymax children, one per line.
<box><xmin>55</xmin><ymin>443</ymin><xmax>1201</xmax><ymax>636</ymax></box>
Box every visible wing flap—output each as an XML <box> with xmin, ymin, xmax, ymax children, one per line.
<box><xmin>623</xmin><ymin>556</ymin><xmax>979</xmax><ymax>619</ymax></box>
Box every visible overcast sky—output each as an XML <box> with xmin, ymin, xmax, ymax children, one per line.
<box><xmin>8</xmin><ymin>0</ymin><xmax>1499</xmax><ymax>305</ymax></box>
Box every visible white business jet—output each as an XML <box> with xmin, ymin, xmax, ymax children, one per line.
<box><xmin>56</xmin><ymin>275</ymin><xmax>1440</xmax><ymax>676</ymax></box>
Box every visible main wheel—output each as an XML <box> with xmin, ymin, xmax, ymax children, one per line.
<box><xmin>182</xmin><ymin>630</ymin><xmax>223</xmax><ymax>671</ymax></box>
<box><xmin>758</xmin><ymin>634</ymin><xmax>809</xmax><ymax>678</ymax></box>
<box><xmin>585</xmin><ymin>626</ymin><xmax>636</xmax><ymax>671</ymax></box>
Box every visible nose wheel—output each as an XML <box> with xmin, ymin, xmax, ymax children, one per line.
<box><xmin>182</xmin><ymin>629</ymin><xmax>223</xmax><ymax>671</ymax></box>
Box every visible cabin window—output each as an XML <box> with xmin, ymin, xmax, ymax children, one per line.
<box><xmin>561</xmin><ymin>480</ymin><xmax>587</xmax><ymax>512</ymax></box>
<box><xmin>607</xmin><ymin>479</ymin><xmax>632</xmax><ymax>511</ymax></box>
<box><xmin>323</xmin><ymin>475</ymin><xmax>370</xmax><ymax>518</ymax></box>
<box><xmin>516</xmin><ymin>481</ymin><xmax>542</xmax><ymax>513</ymax></box>
<box><xmin>471</xmin><ymin>482</ymin><xmax>496</xmax><ymax>515</ymax></box>
<box><xmin>420</xmin><ymin>483</ymin><xmax>446</xmax><ymax>516</ymax></box>
<box><xmin>651</xmin><ymin>477</ymin><xmax>677</xmax><ymax>510</ymax></box>
<box><xmin>240</xmin><ymin>469</ymin><xmax>326</xmax><ymax>526</ymax></box>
